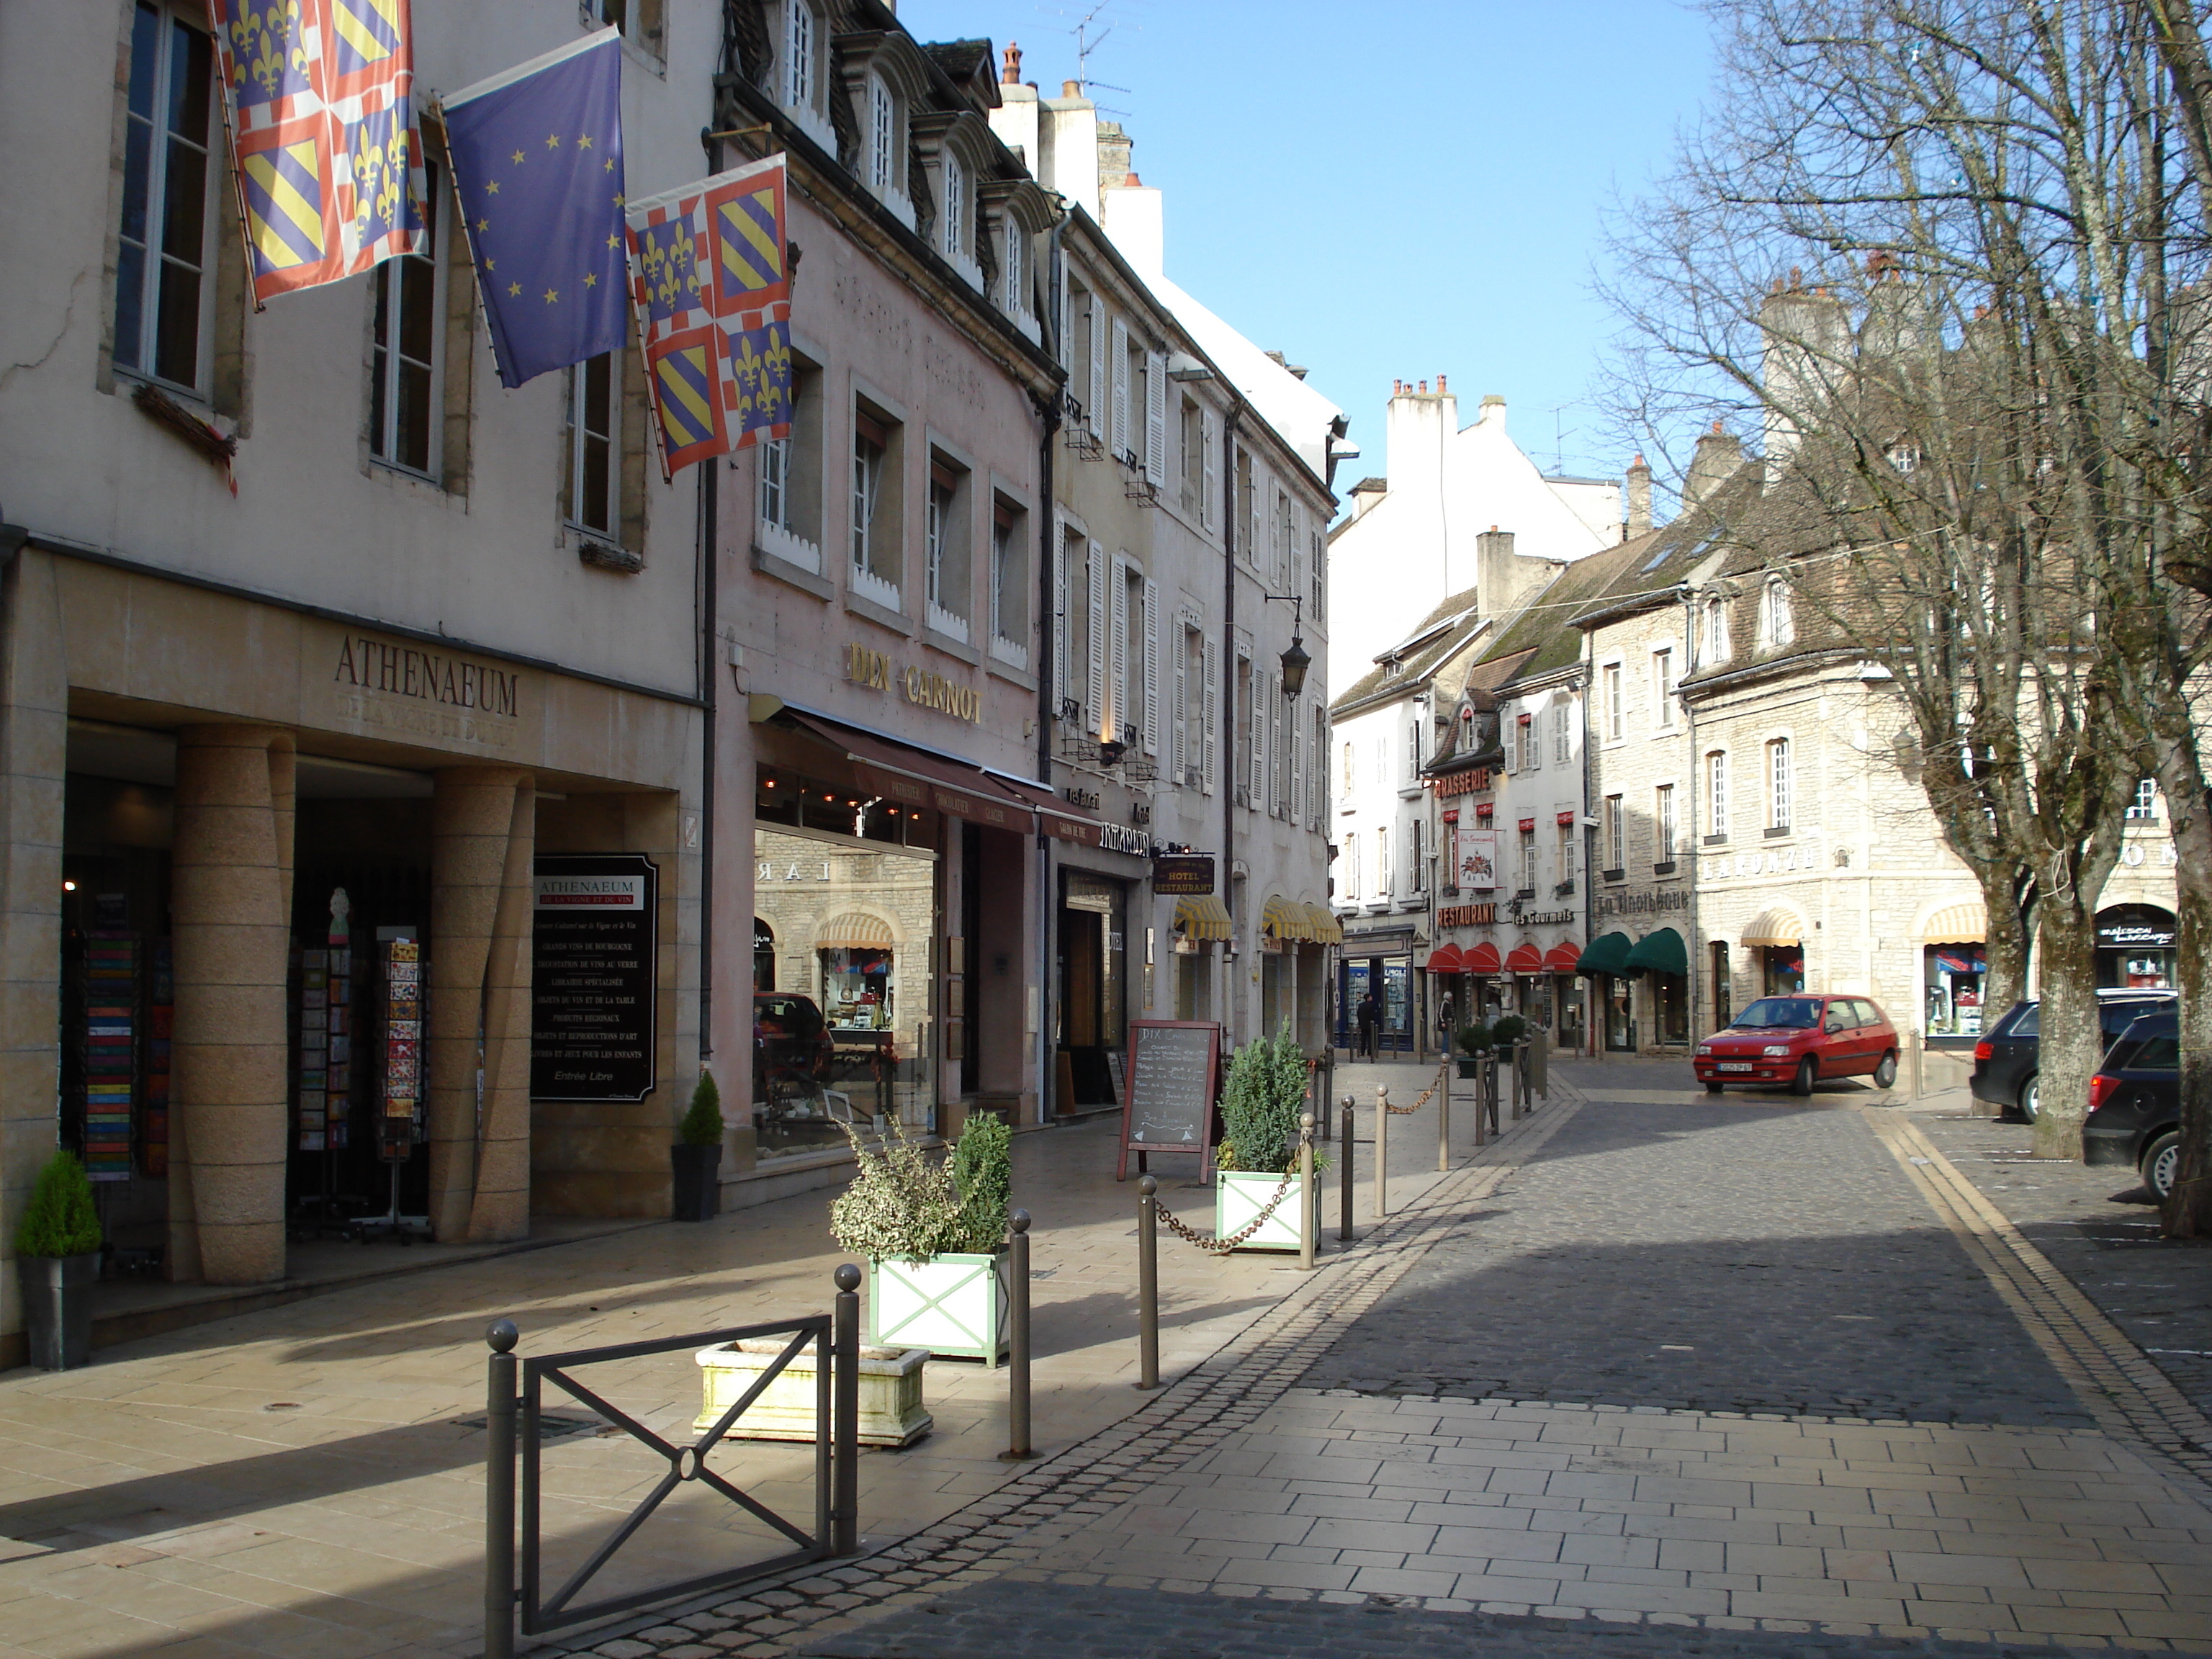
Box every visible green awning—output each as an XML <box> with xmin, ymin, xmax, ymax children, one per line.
<box><xmin>1624</xmin><ymin>926</ymin><xmax>1689</xmax><ymax>976</ymax></box>
<box><xmin>1575</xmin><ymin>932</ymin><xmax>1633</xmax><ymax>977</ymax></box>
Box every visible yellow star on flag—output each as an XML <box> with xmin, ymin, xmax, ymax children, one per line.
<box><xmin>508</xmin><ymin>282</ymin><xmax>521</xmax><ymax>296</ymax></box>
<box><xmin>545</xmin><ymin>133</ymin><xmax>560</xmax><ymax>148</ymax></box>
<box><xmin>483</xmin><ymin>256</ymin><xmax>495</xmax><ymax>271</ymax></box>
<box><xmin>511</xmin><ymin>149</ymin><xmax>523</xmax><ymax>164</ymax></box>
<box><xmin>612</xmin><ymin>192</ymin><xmax>624</xmax><ymax>207</ymax></box>
<box><xmin>477</xmin><ymin>217</ymin><xmax>489</xmax><ymax>231</ymax></box>
<box><xmin>486</xmin><ymin>180</ymin><xmax>499</xmax><ymax>194</ymax></box>
<box><xmin>604</xmin><ymin>158</ymin><xmax>615</xmax><ymax>172</ymax></box>
<box><xmin>584</xmin><ymin>273</ymin><xmax>597</xmax><ymax>288</ymax></box>
<box><xmin>606</xmin><ymin>232</ymin><xmax>621</xmax><ymax>248</ymax></box>
<box><xmin>579</xmin><ymin>134</ymin><xmax>593</xmax><ymax>148</ymax></box>
<box><xmin>544</xmin><ymin>287</ymin><xmax>559</xmax><ymax>302</ymax></box>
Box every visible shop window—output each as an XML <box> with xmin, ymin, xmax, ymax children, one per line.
<box><xmin>114</xmin><ymin>4</ymin><xmax>216</xmax><ymax>395</ymax></box>
<box><xmin>1762</xmin><ymin>944</ymin><xmax>1804</xmax><ymax>995</ymax></box>
<box><xmin>989</xmin><ymin>496</ymin><xmax>1028</xmax><ymax>662</ymax></box>
<box><xmin>1711</xmin><ymin>940</ymin><xmax>1732</xmax><ymax>1029</ymax></box>
<box><xmin>1924</xmin><ymin>943</ymin><xmax>1987</xmax><ymax>1034</ymax></box>
<box><xmin>850</xmin><ymin>402</ymin><xmax>903</xmax><ymax>603</ymax></box>
<box><xmin>925</xmin><ymin>452</ymin><xmax>971</xmax><ymax>640</ymax></box>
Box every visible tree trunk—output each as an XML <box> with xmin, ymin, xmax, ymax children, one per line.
<box><xmin>2154</xmin><ymin>763</ymin><xmax>2212</xmax><ymax>1236</ymax></box>
<box><xmin>2030</xmin><ymin>892</ymin><xmax>2105</xmax><ymax>1160</ymax></box>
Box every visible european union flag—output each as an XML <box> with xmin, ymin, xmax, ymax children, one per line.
<box><xmin>442</xmin><ymin>28</ymin><xmax>626</xmax><ymax>390</ymax></box>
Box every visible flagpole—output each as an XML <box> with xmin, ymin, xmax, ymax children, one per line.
<box><xmin>202</xmin><ymin>1</ymin><xmax>267</xmax><ymax>314</ymax></box>
<box><xmin>430</xmin><ymin>104</ymin><xmax>521</xmax><ymax>392</ymax></box>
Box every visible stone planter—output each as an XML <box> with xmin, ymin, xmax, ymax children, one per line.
<box><xmin>670</xmin><ymin>1143</ymin><xmax>721</xmax><ymax>1223</ymax></box>
<box><xmin>17</xmin><ymin>1251</ymin><xmax>96</xmax><ymax>1370</ymax></box>
<box><xmin>1215</xmin><ymin>1168</ymin><xmax>1305</xmax><ymax>1253</ymax></box>
<box><xmin>867</xmin><ymin>1251</ymin><xmax>1009</xmax><ymax>1365</ymax></box>
<box><xmin>694</xmin><ymin>1337</ymin><xmax>931</xmax><ymax>1449</ymax></box>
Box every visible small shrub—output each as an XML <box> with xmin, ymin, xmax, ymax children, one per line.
<box><xmin>1218</xmin><ymin>1023</ymin><xmax>1310</xmax><ymax>1174</ymax></box>
<box><xmin>678</xmin><ymin>1070</ymin><xmax>724</xmax><ymax>1146</ymax></box>
<box><xmin>944</xmin><ymin>1113</ymin><xmax>1012</xmax><ymax>1254</ymax></box>
<box><xmin>1455</xmin><ymin>1020</ymin><xmax>1494</xmax><ymax>1056</ymax></box>
<box><xmin>1490</xmin><ymin>1015</ymin><xmax>1529</xmax><ymax>1046</ymax></box>
<box><xmin>830</xmin><ymin>1115</ymin><xmax>1012</xmax><ymax>1261</ymax></box>
<box><xmin>14</xmin><ymin>1151</ymin><xmax>102</xmax><ymax>1259</ymax></box>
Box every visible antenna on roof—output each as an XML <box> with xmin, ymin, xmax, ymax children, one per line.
<box><xmin>1052</xmin><ymin>1</ymin><xmax>1136</xmax><ymax>104</ymax></box>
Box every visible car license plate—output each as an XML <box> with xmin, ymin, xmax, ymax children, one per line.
<box><xmin>1717</xmin><ymin>1062</ymin><xmax>1753</xmax><ymax>1073</ymax></box>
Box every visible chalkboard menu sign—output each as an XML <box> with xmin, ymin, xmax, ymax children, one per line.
<box><xmin>532</xmin><ymin>854</ymin><xmax>657</xmax><ymax>1102</ymax></box>
<box><xmin>1118</xmin><ymin>1020</ymin><xmax>1221</xmax><ymax>1181</ymax></box>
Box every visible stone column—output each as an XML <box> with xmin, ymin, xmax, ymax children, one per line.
<box><xmin>170</xmin><ymin>724</ymin><xmax>295</xmax><ymax>1285</ymax></box>
<box><xmin>428</xmin><ymin>767</ymin><xmax>534</xmax><ymax>1242</ymax></box>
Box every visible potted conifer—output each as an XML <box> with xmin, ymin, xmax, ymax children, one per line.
<box><xmin>671</xmin><ymin>1069</ymin><xmax>724</xmax><ymax>1223</ymax></box>
<box><xmin>1214</xmin><ymin>1024</ymin><xmax>1310</xmax><ymax>1252</ymax></box>
<box><xmin>1455</xmin><ymin>1019</ymin><xmax>1494</xmax><ymax>1079</ymax></box>
<box><xmin>15</xmin><ymin>1150</ymin><xmax>102</xmax><ymax>1370</ymax></box>
<box><xmin>832</xmin><ymin>1114</ymin><xmax>1012</xmax><ymax>1364</ymax></box>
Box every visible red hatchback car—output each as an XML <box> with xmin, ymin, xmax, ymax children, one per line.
<box><xmin>1694</xmin><ymin>994</ymin><xmax>1901</xmax><ymax>1096</ymax></box>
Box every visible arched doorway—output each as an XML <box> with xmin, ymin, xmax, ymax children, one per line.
<box><xmin>753</xmin><ymin>917</ymin><xmax>775</xmax><ymax>992</ymax></box>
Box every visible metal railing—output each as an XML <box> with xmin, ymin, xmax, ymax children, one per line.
<box><xmin>483</xmin><ymin>1266</ymin><xmax>860</xmax><ymax>1656</ymax></box>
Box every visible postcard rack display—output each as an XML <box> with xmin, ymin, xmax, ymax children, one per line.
<box><xmin>355</xmin><ymin>934</ymin><xmax>431</xmax><ymax>1242</ymax></box>
<box><xmin>78</xmin><ymin>933</ymin><xmax>138</xmax><ymax>1183</ymax></box>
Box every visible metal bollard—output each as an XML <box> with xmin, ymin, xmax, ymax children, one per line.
<box><xmin>1298</xmin><ymin>1112</ymin><xmax>1316</xmax><ymax>1271</ymax></box>
<box><xmin>1438</xmin><ymin>1061</ymin><xmax>1452</xmax><ymax>1172</ymax></box>
<box><xmin>1338</xmin><ymin>1096</ymin><xmax>1354</xmax><ymax>1241</ymax></box>
<box><xmin>832</xmin><ymin>1264</ymin><xmax>860</xmax><ymax>1555</ymax></box>
<box><xmin>1472</xmin><ymin>1048</ymin><xmax>1489</xmax><ymax>1146</ymax></box>
<box><xmin>1000</xmin><ymin>1210</ymin><xmax>1035</xmax><ymax>1460</ymax></box>
<box><xmin>484</xmin><ymin>1319</ymin><xmax>519</xmax><ymax>1659</ymax></box>
<box><xmin>1373</xmin><ymin>1084</ymin><xmax>1390</xmax><ymax>1218</ymax></box>
<box><xmin>1516</xmin><ymin>1040</ymin><xmax>1530</xmax><ymax>1118</ymax></box>
<box><xmin>1135</xmin><ymin>1177</ymin><xmax>1161</xmax><ymax>1390</ymax></box>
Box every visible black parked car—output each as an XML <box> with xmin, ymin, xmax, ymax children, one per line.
<box><xmin>1969</xmin><ymin>991</ymin><xmax>2176</xmax><ymax>1121</ymax></box>
<box><xmin>2084</xmin><ymin>1009</ymin><xmax>2182</xmax><ymax>1201</ymax></box>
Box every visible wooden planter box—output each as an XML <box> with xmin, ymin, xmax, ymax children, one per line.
<box><xmin>867</xmin><ymin>1251</ymin><xmax>1010</xmax><ymax>1365</ymax></box>
<box><xmin>693</xmin><ymin>1337</ymin><xmax>931</xmax><ymax>1449</ymax></box>
<box><xmin>1215</xmin><ymin>1168</ymin><xmax>1305</xmax><ymax>1252</ymax></box>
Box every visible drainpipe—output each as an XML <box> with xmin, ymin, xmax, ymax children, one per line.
<box><xmin>1035</xmin><ymin>219</ymin><xmax>1068</xmax><ymax>1125</ymax></box>
<box><xmin>1678</xmin><ymin>587</ymin><xmax>1701</xmax><ymax>1049</ymax></box>
<box><xmin>696</xmin><ymin>125</ymin><xmax>723</xmax><ymax>1068</ymax></box>
<box><xmin>1223</xmin><ymin>401</ymin><xmax>1246</xmax><ymax>1039</ymax></box>
<box><xmin>1582</xmin><ymin>624</ymin><xmax>1599</xmax><ymax>1059</ymax></box>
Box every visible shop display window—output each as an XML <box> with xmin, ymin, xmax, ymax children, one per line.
<box><xmin>1762</xmin><ymin>945</ymin><xmax>1805</xmax><ymax>996</ymax></box>
<box><xmin>1923</xmin><ymin>942</ymin><xmax>1987</xmax><ymax>1036</ymax></box>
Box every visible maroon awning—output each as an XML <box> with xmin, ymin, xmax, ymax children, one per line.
<box><xmin>782</xmin><ymin>711</ymin><xmax>1038</xmax><ymax>833</ymax></box>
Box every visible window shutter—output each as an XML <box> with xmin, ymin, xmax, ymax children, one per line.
<box><xmin>1271</xmin><ymin>684</ymin><xmax>1285</xmax><ymax>816</ymax></box>
<box><xmin>1248</xmin><ymin>663</ymin><xmax>1264</xmax><ymax>803</ymax></box>
<box><xmin>1110</xmin><ymin>318</ymin><xmax>1130</xmax><ymax>458</ymax></box>
<box><xmin>1145</xmin><ymin>349</ymin><xmax>1166</xmax><ymax>487</ymax></box>
<box><xmin>1290</xmin><ymin>696</ymin><xmax>1304</xmax><ymax>827</ymax></box>
<box><xmin>1108</xmin><ymin>559</ymin><xmax>1129</xmax><ymax>741</ymax></box>
<box><xmin>1201</xmin><ymin>638</ymin><xmax>1218</xmax><ymax>793</ymax></box>
<box><xmin>1052</xmin><ymin>523</ymin><xmax>1070</xmax><ymax>706</ymax></box>
<box><xmin>1172</xmin><ymin>620</ymin><xmax>1190</xmax><ymax>782</ymax></box>
<box><xmin>1200</xmin><ymin>411</ymin><xmax>1218</xmax><ymax>531</ymax></box>
<box><xmin>1086</xmin><ymin>540</ymin><xmax>1106</xmax><ymax>729</ymax></box>
<box><xmin>1141</xmin><ymin>576</ymin><xmax>1161</xmax><ymax>755</ymax></box>
<box><xmin>1088</xmin><ymin>297</ymin><xmax>1106</xmax><ymax>432</ymax></box>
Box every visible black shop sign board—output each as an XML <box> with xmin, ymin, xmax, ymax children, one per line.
<box><xmin>532</xmin><ymin>853</ymin><xmax>657</xmax><ymax>1102</ymax></box>
<box><xmin>1117</xmin><ymin>1020</ymin><xmax>1221</xmax><ymax>1182</ymax></box>
<box><xmin>1151</xmin><ymin>854</ymin><xmax>1215</xmax><ymax>895</ymax></box>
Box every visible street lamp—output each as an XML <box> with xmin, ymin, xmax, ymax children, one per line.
<box><xmin>1262</xmin><ymin>593</ymin><xmax>1311</xmax><ymax>698</ymax></box>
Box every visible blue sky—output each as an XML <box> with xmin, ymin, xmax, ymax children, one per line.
<box><xmin>896</xmin><ymin>0</ymin><xmax>1718</xmax><ymax>491</ymax></box>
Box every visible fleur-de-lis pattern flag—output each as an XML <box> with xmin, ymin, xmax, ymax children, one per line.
<box><xmin>626</xmin><ymin>156</ymin><xmax>793</xmax><ymax>475</ymax></box>
<box><xmin>439</xmin><ymin>28</ymin><xmax>628</xmax><ymax>390</ymax></box>
<box><xmin>208</xmin><ymin>0</ymin><xmax>427</xmax><ymax>303</ymax></box>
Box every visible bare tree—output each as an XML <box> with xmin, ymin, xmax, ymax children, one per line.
<box><xmin>1599</xmin><ymin>0</ymin><xmax>2209</xmax><ymax>1174</ymax></box>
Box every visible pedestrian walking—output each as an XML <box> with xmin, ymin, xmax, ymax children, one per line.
<box><xmin>1356</xmin><ymin>990</ymin><xmax>1381</xmax><ymax>1060</ymax></box>
<box><xmin>1436</xmin><ymin>989</ymin><xmax>1457</xmax><ymax>1046</ymax></box>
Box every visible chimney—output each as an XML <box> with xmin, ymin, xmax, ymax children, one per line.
<box><xmin>1063</xmin><ymin>79</ymin><xmax>1082</xmax><ymax>97</ymax></box>
<box><xmin>1683</xmin><ymin>421</ymin><xmax>1745</xmax><ymax>508</ymax></box>
<box><xmin>1479</xmin><ymin>393</ymin><xmax>1506</xmax><ymax>429</ymax></box>
<box><xmin>1351</xmin><ymin>477</ymin><xmax>1388</xmax><ymax>520</ymax></box>
<box><xmin>1437</xmin><ymin>374</ymin><xmax>1447</xmax><ymax>394</ymax></box>
<box><xmin>1475</xmin><ymin>526</ymin><xmax>1518</xmax><ymax>611</ymax></box>
<box><xmin>1625</xmin><ymin>454</ymin><xmax>1652</xmax><ymax>537</ymax></box>
<box><xmin>1002</xmin><ymin>42</ymin><xmax>1022</xmax><ymax>83</ymax></box>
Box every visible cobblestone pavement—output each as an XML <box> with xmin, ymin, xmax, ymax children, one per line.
<box><xmin>1303</xmin><ymin>1097</ymin><xmax>2094</xmax><ymax>1424</ymax></box>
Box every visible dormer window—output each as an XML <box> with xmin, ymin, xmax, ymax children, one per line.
<box><xmin>1002</xmin><ymin>217</ymin><xmax>1026</xmax><ymax>315</ymax></box>
<box><xmin>784</xmin><ymin>1</ymin><xmax>817</xmax><ymax>111</ymax></box>
<box><xmin>940</xmin><ymin>151</ymin><xmax>966</xmax><ymax>264</ymax></box>
<box><xmin>867</xmin><ymin>74</ymin><xmax>898</xmax><ymax>194</ymax></box>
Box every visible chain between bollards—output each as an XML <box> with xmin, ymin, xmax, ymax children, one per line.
<box><xmin>1135</xmin><ymin>1175</ymin><xmax>1161</xmax><ymax>1390</ymax></box>
<box><xmin>1338</xmin><ymin>1095</ymin><xmax>1354</xmax><ymax>1241</ymax></box>
<box><xmin>999</xmin><ymin>1210</ymin><xmax>1035</xmax><ymax>1461</ymax></box>
<box><xmin>832</xmin><ymin>1264</ymin><xmax>860</xmax><ymax>1555</ymax></box>
<box><xmin>484</xmin><ymin>1319</ymin><xmax>519</xmax><ymax>1659</ymax></box>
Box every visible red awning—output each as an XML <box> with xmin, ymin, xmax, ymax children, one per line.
<box><xmin>1506</xmin><ymin>943</ymin><xmax>1543</xmax><ymax>974</ymax></box>
<box><xmin>1474</xmin><ymin>803</ymin><xmax>1493</xmax><ymax>818</ymax></box>
<box><xmin>1544</xmin><ymin>942</ymin><xmax>1584</xmax><ymax>972</ymax></box>
<box><xmin>1557</xmin><ymin>811</ymin><xmax>1576</xmax><ymax>826</ymax></box>
<box><xmin>1464</xmin><ymin>942</ymin><xmax>1503</xmax><ymax>974</ymax></box>
<box><xmin>782</xmin><ymin>711</ymin><xmax>1039</xmax><ymax>833</ymax></box>
<box><xmin>1518</xmin><ymin>817</ymin><xmax>1537</xmax><ymax>832</ymax></box>
<box><xmin>1423</xmin><ymin>945</ymin><xmax>1465</xmax><ymax>972</ymax></box>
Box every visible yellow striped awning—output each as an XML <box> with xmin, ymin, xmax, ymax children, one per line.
<box><xmin>817</xmin><ymin>912</ymin><xmax>895</xmax><ymax>949</ymax></box>
<box><xmin>1174</xmin><ymin>895</ymin><xmax>1233</xmax><ymax>941</ymax></box>
<box><xmin>1302</xmin><ymin>903</ymin><xmax>1343</xmax><ymax>945</ymax></box>
<box><xmin>1740</xmin><ymin>908</ymin><xmax>1805</xmax><ymax>948</ymax></box>
<box><xmin>1920</xmin><ymin>902</ymin><xmax>1987</xmax><ymax>943</ymax></box>
<box><xmin>1261</xmin><ymin>894</ymin><xmax>1305</xmax><ymax>941</ymax></box>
